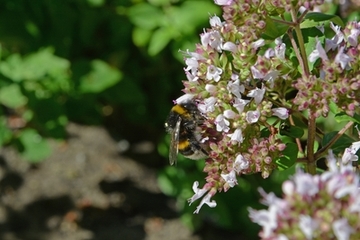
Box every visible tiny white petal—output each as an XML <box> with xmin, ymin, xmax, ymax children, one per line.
<box><xmin>229</xmin><ymin>128</ymin><xmax>244</xmax><ymax>144</ymax></box>
<box><xmin>223</xmin><ymin>109</ymin><xmax>236</xmax><ymax>119</ymax></box>
<box><xmin>247</xmin><ymin>87</ymin><xmax>265</xmax><ymax>105</ymax></box>
<box><xmin>221</xmin><ymin>170</ymin><xmax>238</xmax><ymax>187</ymax></box>
<box><xmin>272</xmin><ymin>107</ymin><xmax>289</xmax><ymax>119</ymax></box>
<box><xmin>222</xmin><ymin>42</ymin><xmax>237</xmax><ymax>52</ymax></box>
<box><xmin>333</xmin><ymin>218</ymin><xmax>354</xmax><ymax>240</ymax></box>
<box><xmin>246</xmin><ymin>110</ymin><xmax>260</xmax><ymax>123</ymax></box>
<box><xmin>205</xmin><ymin>84</ymin><xmax>217</xmax><ymax>94</ymax></box>
<box><xmin>233</xmin><ymin>154</ymin><xmax>249</xmax><ymax>173</ymax></box>
<box><xmin>176</xmin><ymin>94</ymin><xmax>195</xmax><ymax>104</ymax></box>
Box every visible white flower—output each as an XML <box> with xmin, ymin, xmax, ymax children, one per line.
<box><xmin>205</xmin><ymin>84</ymin><xmax>217</xmax><ymax>94</ymax></box>
<box><xmin>188</xmin><ymin>182</ymin><xmax>217</xmax><ymax>214</ymax></box>
<box><xmin>176</xmin><ymin>94</ymin><xmax>195</xmax><ymax>104</ymax></box>
<box><xmin>264</xmin><ymin>70</ymin><xmax>280</xmax><ymax>88</ymax></box>
<box><xmin>221</xmin><ymin>170</ymin><xmax>238</xmax><ymax>187</ymax></box>
<box><xmin>349</xmin><ymin>195</ymin><xmax>360</xmax><ymax>212</ymax></box>
<box><xmin>293</xmin><ymin>171</ymin><xmax>319</xmax><ymax>196</ymax></box>
<box><xmin>335</xmin><ymin>46</ymin><xmax>352</xmax><ymax>70</ymax></box>
<box><xmin>193</xmin><ymin>192</ymin><xmax>217</xmax><ymax>214</ymax></box>
<box><xmin>282</xmin><ymin>180</ymin><xmax>294</xmax><ymax>196</ymax></box>
<box><xmin>348</xmin><ymin>28</ymin><xmax>360</xmax><ymax>46</ymax></box>
<box><xmin>233</xmin><ymin>154</ymin><xmax>249</xmax><ymax>173</ymax></box>
<box><xmin>248</xmin><ymin>206</ymin><xmax>278</xmax><ymax>238</ymax></box>
<box><xmin>215</xmin><ymin>114</ymin><xmax>230</xmax><ymax>132</ymax></box>
<box><xmin>229</xmin><ymin>128</ymin><xmax>244</xmax><ymax>144</ymax></box>
<box><xmin>227</xmin><ymin>79</ymin><xmax>244</xmax><ymax>99</ymax></box>
<box><xmin>198</xmin><ymin>97</ymin><xmax>217</xmax><ymax>113</ymax></box>
<box><xmin>275</xmin><ymin>41</ymin><xmax>286</xmax><ymax>60</ymax></box>
<box><xmin>214</xmin><ymin>0</ymin><xmax>233</xmax><ymax>6</ymax></box>
<box><xmin>332</xmin><ymin>218</ymin><xmax>354</xmax><ymax>240</ymax></box>
<box><xmin>185</xmin><ymin>57</ymin><xmax>199</xmax><ymax>75</ymax></box>
<box><xmin>309</xmin><ymin>39</ymin><xmax>328</xmax><ymax>62</ymax></box>
<box><xmin>299</xmin><ymin>215</ymin><xmax>318</xmax><ymax>240</ymax></box>
<box><xmin>264</xmin><ymin>48</ymin><xmax>275</xmax><ymax>58</ymax></box>
<box><xmin>247</xmin><ymin>86</ymin><xmax>265</xmax><ymax>105</ymax></box>
<box><xmin>222</xmin><ymin>41</ymin><xmax>237</xmax><ymax>52</ymax></box>
<box><xmin>206</xmin><ymin>65</ymin><xmax>223</xmax><ymax>82</ymax></box>
<box><xmin>201</xmin><ymin>30</ymin><xmax>223</xmax><ymax>52</ymax></box>
<box><xmin>223</xmin><ymin>109</ymin><xmax>236</xmax><ymax>119</ymax></box>
<box><xmin>185</xmin><ymin>71</ymin><xmax>199</xmax><ymax>82</ymax></box>
<box><xmin>342</xmin><ymin>141</ymin><xmax>360</xmax><ymax>164</ymax></box>
<box><xmin>209</xmin><ymin>15</ymin><xmax>222</xmax><ymax>27</ymax></box>
<box><xmin>246</xmin><ymin>110</ymin><xmax>260</xmax><ymax>123</ymax></box>
<box><xmin>188</xmin><ymin>181</ymin><xmax>208</xmax><ymax>204</ymax></box>
<box><xmin>272</xmin><ymin>107</ymin><xmax>289</xmax><ymax>119</ymax></box>
<box><xmin>325</xmin><ymin>22</ymin><xmax>344</xmax><ymax>51</ymax></box>
<box><xmin>252</xmin><ymin>38</ymin><xmax>265</xmax><ymax>49</ymax></box>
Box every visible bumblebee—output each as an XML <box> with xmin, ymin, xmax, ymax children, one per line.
<box><xmin>164</xmin><ymin>101</ymin><xmax>208</xmax><ymax>165</ymax></box>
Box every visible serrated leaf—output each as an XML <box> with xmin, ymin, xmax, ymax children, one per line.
<box><xmin>18</xmin><ymin>129</ymin><xmax>51</xmax><ymax>163</ymax></box>
<box><xmin>79</xmin><ymin>60</ymin><xmax>122</xmax><ymax>93</ymax></box>
<box><xmin>322</xmin><ymin>131</ymin><xmax>354</xmax><ymax>154</ymax></box>
<box><xmin>0</xmin><ymin>84</ymin><xmax>28</xmax><ymax>108</ymax></box>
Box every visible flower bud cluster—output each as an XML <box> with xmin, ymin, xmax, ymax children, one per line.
<box><xmin>293</xmin><ymin>21</ymin><xmax>360</xmax><ymax>117</ymax></box>
<box><xmin>181</xmin><ymin>0</ymin><xmax>325</xmax><ymax>213</ymax></box>
<box><xmin>249</xmin><ymin>151</ymin><xmax>360</xmax><ymax>240</ymax></box>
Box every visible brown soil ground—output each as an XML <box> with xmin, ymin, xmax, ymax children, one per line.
<box><xmin>0</xmin><ymin>123</ymin><xmax>242</xmax><ymax>240</ymax></box>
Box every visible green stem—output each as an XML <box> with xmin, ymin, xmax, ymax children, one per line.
<box><xmin>314</xmin><ymin>121</ymin><xmax>354</xmax><ymax>160</ymax></box>
<box><xmin>290</xmin><ymin>6</ymin><xmax>310</xmax><ymax>76</ymax></box>
<box><xmin>306</xmin><ymin>111</ymin><xmax>317</xmax><ymax>175</ymax></box>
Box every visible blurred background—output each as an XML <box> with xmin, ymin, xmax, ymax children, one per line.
<box><xmin>0</xmin><ymin>0</ymin><xmax>357</xmax><ymax>240</ymax></box>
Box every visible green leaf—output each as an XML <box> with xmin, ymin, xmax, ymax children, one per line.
<box><xmin>279</xmin><ymin>124</ymin><xmax>304</xmax><ymax>138</ymax></box>
<box><xmin>86</xmin><ymin>0</ymin><xmax>105</xmax><ymax>7</ymax></box>
<box><xmin>276</xmin><ymin>142</ymin><xmax>298</xmax><ymax>170</ymax></box>
<box><xmin>303</xmin><ymin>12</ymin><xmax>344</xmax><ymax>27</ymax></box>
<box><xmin>127</xmin><ymin>3</ymin><xmax>163</xmax><ymax>30</ymax></box>
<box><xmin>0</xmin><ymin>84</ymin><xmax>28</xmax><ymax>108</ymax></box>
<box><xmin>79</xmin><ymin>60</ymin><xmax>122</xmax><ymax>93</ymax></box>
<box><xmin>0</xmin><ymin>48</ymin><xmax>70</xmax><ymax>88</ymax></box>
<box><xmin>322</xmin><ymin>131</ymin><xmax>354</xmax><ymax>154</ymax></box>
<box><xmin>132</xmin><ymin>27</ymin><xmax>152</xmax><ymax>47</ymax></box>
<box><xmin>148</xmin><ymin>27</ymin><xmax>173</xmax><ymax>56</ymax></box>
<box><xmin>0</xmin><ymin>117</ymin><xmax>12</xmax><ymax>146</ymax></box>
<box><xmin>262</xmin><ymin>17</ymin><xmax>289</xmax><ymax>39</ymax></box>
<box><xmin>18</xmin><ymin>129</ymin><xmax>51</xmax><ymax>163</ymax></box>
<box><xmin>334</xmin><ymin>112</ymin><xmax>360</xmax><ymax>124</ymax></box>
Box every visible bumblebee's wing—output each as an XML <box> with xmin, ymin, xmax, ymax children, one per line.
<box><xmin>169</xmin><ymin>117</ymin><xmax>181</xmax><ymax>165</ymax></box>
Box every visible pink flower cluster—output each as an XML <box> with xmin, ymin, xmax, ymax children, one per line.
<box><xmin>249</xmin><ymin>151</ymin><xmax>360</xmax><ymax>239</ymax></box>
<box><xmin>293</xmin><ymin>22</ymin><xmax>360</xmax><ymax>117</ymax></box>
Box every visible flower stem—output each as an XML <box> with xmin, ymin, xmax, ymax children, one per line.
<box><xmin>306</xmin><ymin>111</ymin><xmax>317</xmax><ymax>175</ymax></box>
<box><xmin>314</xmin><ymin>121</ymin><xmax>354</xmax><ymax>160</ymax></box>
<box><xmin>290</xmin><ymin>6</ymin><xmax>310</xmax><ymax>76</ymax></box>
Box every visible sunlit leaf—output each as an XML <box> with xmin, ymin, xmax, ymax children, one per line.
<box><xmin>79</xmin><ymin>60</ymin><xmax>122</xmax><ymax>93</ymax></box>
<box><xmin>18</xmin><ymin>129</ymin><xmax>51</xmax><ymax>163</ymax></box>
<box><xmin>0</xmin><ymin>84</ymin><xmax>27</xmax><ymax>108</ymax></box>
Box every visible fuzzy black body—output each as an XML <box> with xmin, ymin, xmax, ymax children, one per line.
<box><xmin>165</xmin><ymin>101</ymin><xmax>207</xmax><ymax>165</ymax></box>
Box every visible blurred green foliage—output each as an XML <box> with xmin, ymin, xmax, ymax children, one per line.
<box><xmin>0</xmin><ymin>0</ymin><xmax>219</xmax><ymax>162</ymax></box>
<box><xmin>0</xmin><ymin>0</ymin><xmax>296</xmax><ymax>237</ymax></box>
